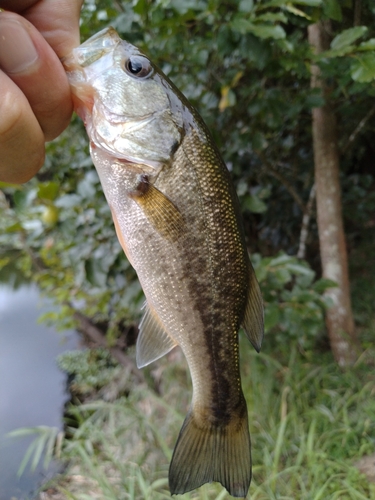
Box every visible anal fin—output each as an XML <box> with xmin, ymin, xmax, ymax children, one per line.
<box><xmin>136</xmin><ymin>303</ymin><xmax>178</xmax><ymax>368</ymax></box>
<box><xmin>242</xmin><ymin>263</ymin><xmax>264</xmax><ymax>353</ymax></box>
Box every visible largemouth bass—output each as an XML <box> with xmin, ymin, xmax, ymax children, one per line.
<box><xmin>63</xmin><ymin>27</ymin><xmax>264</xmax><ymax>498</ymax></box>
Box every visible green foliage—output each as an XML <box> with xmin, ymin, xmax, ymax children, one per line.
<box><xmin>2</xmin><ymin>1</ymin><xmax>375</xmax><ymax>497</ymax></box>
<box><xmin>25</xmin><ymin>345</ymin><xmax>375</xmax><ymax>499</ymax></box>
<box><xmin>0</xmin><ymin>118</ymin><xmax>142</xmax><ymax>334</ymax></box>
<box><xmin>7</xmin><ymin>426</ymin><xmax>63</xmax><ymax>477</ymax></box>
<box><xmin>1</xmin><ymin>0</ymin><xmax>374</xmax><ymax>344</ymax></box>
<box><xmin>57</xmin><ymin>348</ymin><xmax>122</xmax><ymax>397</ymax></box>
<box><xmin>331</xmin><ymin>26</ymin><xmax>368</xmax><ymax>51</ymax></box>
<box><xmin>317</xmin><ymin>25</ymin><xmax>375</xmax><ymax>82</ymax></box>
<box><xmin>252</xmin><ymin>252</ymin><xmax>334</xmax><ymax>348</ymax></box>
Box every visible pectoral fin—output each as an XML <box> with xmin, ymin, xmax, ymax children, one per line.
<box><xmin>129</xmin><ymin>175</ymin><xmax>184</xmax><ymax>241</ymax></box>
<box><xmin>136</xmin><ymin>303</ymin><xmax>178</xmax><ymax>368</ymax></box>
<box><xmin>242</xmin><ymin>264</ymin><xmax>264</xmax><ymax>353</ymax></box>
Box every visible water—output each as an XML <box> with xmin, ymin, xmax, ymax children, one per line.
<box><xmin>0</xmin><ymin>286</ymin><xmax>78</xmax><ymax>500</ymax></box>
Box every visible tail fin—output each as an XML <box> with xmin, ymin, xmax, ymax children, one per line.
<box><xmin>169</xmin><ymin>406</ymin><xmax>251</xmax><ymax>498</ymax></box>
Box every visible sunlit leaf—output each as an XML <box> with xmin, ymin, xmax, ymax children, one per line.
<box><xmin>357</xmin><ymin>38</ymin><xmax>375</xmax><ymax>51</ymax></box>
<box><xmin>230</xmin><ymin>19</ymin><xmax>286</xmax><ymax>39</ymax></box>
<box><xmin>331</xmin><ymin>26</ymin><xmax>368</xmax><ymax>51</ymax></box>
<box><xmin>37</xmin><ymin>181</ymin><xmax>60</xmax><ymax>201</ymax></box>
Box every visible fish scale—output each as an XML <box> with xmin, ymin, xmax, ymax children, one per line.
<box><xmin>63</xmin><ymin>26</ymin><xmax>264</xmax><ymax>498</ymax></box>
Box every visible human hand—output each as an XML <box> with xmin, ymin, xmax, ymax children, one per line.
<box><xmin>0</xmin><ymin>0</ymin><xmax>83</xmax><ymax>183</ymax></box>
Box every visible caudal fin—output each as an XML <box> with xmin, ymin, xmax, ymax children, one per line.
<box><xmin>169</xmin><ymin>406</ymin><xmax>251</xmax><ymax>498</ymax></box>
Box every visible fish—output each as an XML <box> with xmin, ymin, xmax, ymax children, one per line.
<box><xmin>63</xmin><ymin>27</ymin><xmax>264</xmax><ymax>498</ymax></box>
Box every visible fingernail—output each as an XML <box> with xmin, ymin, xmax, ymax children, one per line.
<box><xmin>0</xmin><ymin>18</ymin><xmax>39</xmax><ymax>74</ymax></box>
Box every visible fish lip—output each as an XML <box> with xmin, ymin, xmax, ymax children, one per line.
<box><xmin>62</xmin><ymin>26</ymin><xmax>121</xmax><ymax>70</ymax></box>
<box><xmin>61</xmin><ymin>26</ymin><xmax>121</xmax><ymax>71</ymax></box>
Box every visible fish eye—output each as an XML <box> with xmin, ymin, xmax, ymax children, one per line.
<box><xmin>125</xmin><ymin>55</ymin><xmax>153</xmax><ymax>79</ymax></box>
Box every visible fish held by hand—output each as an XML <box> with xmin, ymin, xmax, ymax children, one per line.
<box><xmin>63</xmin><ymin>27</ymin><xmax>264</xmax><ymax>498</ymax></box>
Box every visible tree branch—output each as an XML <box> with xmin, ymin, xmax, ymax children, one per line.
<box><xmin>341</xmin><ymin>105</ymin><xmax>375</xmax><ymax>155</ymax></box>
<box><xmin>255</xmin><ymin>149</ymin><xmax>305</xmax><ymax>211</ymax></box>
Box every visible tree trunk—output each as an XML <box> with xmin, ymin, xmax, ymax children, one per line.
<box><xmin>308</xmin><ymin>21</ymin><xmax>358</xmax><ymax>367</ymax></box>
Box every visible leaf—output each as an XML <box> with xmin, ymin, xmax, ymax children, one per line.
<box><xmin>0</xmin><ymin>257</ymin><xmax>10</xmax><ymax>270</ymax></box>
<box><xmin>263</xmin><ymin>0</ymin><xmax>321</xmax><ymax>6</ymax></box>
<box><xmin>219</xmin><ymin>87</ymin><xmax>236</xmax><ymax>112</ymax></box>
<box><xmin>331</xmin><ymin>27</ymin><xmax>368</xmax><ymax>51</ymax></box>
<box><xmin>230</xmin><ymin>19</ymin><xmax>286</xmax><ymax>40</ymax></box>
<box><xmin>264</xmin><ymin>303</ymin><xmax>280</xmax><ymax>330</ymax></box>
<box><xmin>5</xmin><ymin>222</ymin><xmax>23</xmax><ymax>233</ymax></box>
<box><xmin>319</xmin><ymin>45</ymin><xmax>356</xmax><ymax>59</ymax></box>
<box><xmin>77</xmin><ymin>174</ymin><xmax>97</xmax><ymax>199</ymax></box>
<box><xmin>7</xmin><ymin>427</ymin><xmax>42</xmax><ymax>438</ymax></box>
<box><xmin>305</xmin><ymin>93</ymin><xmax>325</xmax><ymax>109</ymax></box>
<box><xmin>238</xmin><ymin>0</ymin><xmax>254</xmax><ymax>12</ymax></box>
<box><xmin>274</xmin><ymin>267</ymin><xmax>292</xmax><ymax>285</ymax></box>
<box><xmin>85</xmin><ymin>258</ymin><xmax>107</xmax><ymax>288</ymax></box>
<box><xmin>244</xmin><ymin>194</ymin><xmax>267</xmax><ymax>213</ymax></box>
<box><xmin>269</xmin><ymin>254</ymin><xmax>293</xmax><ymax>267</ymax></box>
<box><xmin>312</xmin><ymin>278</ymin><xmax>338</xmax><ymax>293</ymax></box>
<box><xmin>37</xmin><ymin>182</ymin><xmax>60</xmax><ymax>201</ymax></box>
<box><xmin>230</xmin><ymin>18</ymin><xmax>254</xmax><ymax>35</ymax></box>
<box><xmin>0</xmin><ymin>181</ymin><xmax>23</xmax><ymax>189</ymax></box>
<box><xmin>256</xmin><ymin>13</ymin><xmax>288</xmax><ymax>24</ymax></box>
<box><xmin>55</xmin><ymin>194</ymin><xmax>82</xmax><ymax>208</ymax></box>
<box><xmin>251</xmin><ymin>131</ymin><xmax>268</xmax><ymax>150</ymax></box>
<box><xmin>291</xmin><ymin>291</ymin><xmax>315</xmax><ymax>303</ymax></box>
<box><xmin>250</xmin><ymin>24</ymin><xmax>286</xmax><ymax>40</ymax></box>
<box><xmin>286</xmin><ymin>263</ymin><xmax>314</xmax><ymax>277</ymax></box>
<box><xmin>357</xmin><ymin>39</ymin><xmax>375</xmax><ymax>52</ymax></box>
<box><xmin>323</xmin><ymin>0</ymin><xmax>342</xmax><ymax>21</ymax></box>
<box><xmin>13</xmin><ymin>189</ymin><xmax>35</xmax><ymax>210</ymax></box>
<box><xmin>133</xmin><ymin>0</ymin><xmax>148</xmax><ymax>15</ymax></box>
<box><xmin>284</xmin><ymin>4</ymin><xmax>312</xmax><ymax>19</ymax></box>
<box><xmin>291</xmin><ymin>0</ymin><xmax>322</xmax><ymax>5</ymax></box>
<box><xmin>350</xmin><ymin>54</ymin><xmax>375</xmax><ymax>82</ymax></box>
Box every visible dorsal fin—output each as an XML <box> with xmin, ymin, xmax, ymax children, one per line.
<box><xmin>242</xmin><ymin>264</ymin><xmax>264</xmax><ymax>353</ymax></box>
<box><xmin>136</xmin><ymin>303</ymin><xmax>178</xmax><ymax>368</ymax></box>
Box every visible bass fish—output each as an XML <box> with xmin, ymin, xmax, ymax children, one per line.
<box><xmin>63</xmin><ymin>27</ymin><xmax>263</xmax><ymax>498</ymax></box>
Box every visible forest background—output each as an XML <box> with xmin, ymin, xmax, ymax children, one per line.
<box><xmin>0</xmin><ymin>0</ymin><xmax>375</xmax><ymax>499</ymax></box>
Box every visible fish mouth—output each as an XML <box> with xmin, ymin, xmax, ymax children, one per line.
<box><xmin>63</xmin><ymin>27</ymin><xmax>121</xmax><ymax>71</ymax></box>
<box><xmin>62</xmin><ymin>27</ymin><xmax>122</xmax><ymax>124</ymax></box>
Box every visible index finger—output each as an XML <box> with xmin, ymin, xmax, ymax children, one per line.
<box><xmin>0</xmin><ymin>0</ymin><xmax>83</xmax><ymax>57</ymax></box>
<box><xmin>23</xmin><ymin>0</ymin><xmax>83</xmax><ymax>57</ymax></box>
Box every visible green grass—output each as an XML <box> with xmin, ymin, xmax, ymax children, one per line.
<box><xmin>27</xmin><ymin>340</ymin><xmax>375</xmax><ymax>500</ymax></box>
